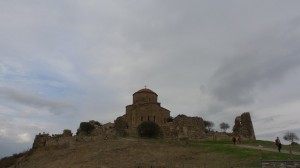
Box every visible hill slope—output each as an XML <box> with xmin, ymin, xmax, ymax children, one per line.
<box><xmin>6</xmin><ymin>138</ymin><xmax>223</xmax><ymax>168</ymax></box>
<box><xmin>2</xmin><ymin>137</ymin><xmax>300</xmax><ymax>168</ymax></box>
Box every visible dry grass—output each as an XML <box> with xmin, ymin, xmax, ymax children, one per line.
<box><xmin>14</xmin><ymin>138</ymin><xmax>222</xmax><ymax>168</ymax></box>
<box><xmin>2</xmin><ymin>137</ymin><xmax>299</xmax><ymax>168</ymax></box>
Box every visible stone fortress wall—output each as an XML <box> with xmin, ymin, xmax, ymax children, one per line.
<box><xmin>32</xmin><ymin>129</ymin><xmax>73</xmax><ymax>149</ymax></box>
<box><xmin>161</xmin><ymin>115</ymin><xmax>206</xmax><ymax>140</ymax></box>
<box><xmin>32</xmin><ymin>121</ymin><xmax>116</xmax><ymax>149</ymax></box>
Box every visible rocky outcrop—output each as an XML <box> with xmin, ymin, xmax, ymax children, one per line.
<box><xmin>161</xmin><ymin>115</ymin><xmax>206</xmax><ymax>140</ymax></box>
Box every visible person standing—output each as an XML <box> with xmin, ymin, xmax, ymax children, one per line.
<box><xmin>275</xmin><ymin>137</ymin><xmax>282</xmax><ymax>152</ymax></box>
<box><xmin>232</xmin><ymin>136</ymin><xmax>236</xmax><ymax>145</ymax></box>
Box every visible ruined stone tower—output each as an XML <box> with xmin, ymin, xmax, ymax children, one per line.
<box><xmin>233</xmin><ymin>112</ymin><xmax>256</xmax><ymax>140</ymax></box>
<box><xmin>124</xmin><ymin>88</ymin><xmax>170</xmax><ymax>128</ymax></box>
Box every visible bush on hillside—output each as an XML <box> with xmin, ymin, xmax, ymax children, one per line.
<box><xmin>78</xmin><ymin>122</ymin><xmax>95</xmax><ymax>135</ymax></box>
<box><xmin>90</xmin><ymin>120</ymin><xmax>102</xmax><ymax>126</ymax></box>
<box><xmin>177</xmin><ymin>114</ymin><xmax>187</xmax><ymax>117</ymax></box>
<box><xmin>137</xmin><ymin>121</ymin><xmax>161</xmax><ymax>138</ymax></box>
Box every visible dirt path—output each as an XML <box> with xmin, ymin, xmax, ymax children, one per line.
<box><xmin>236</xmin><ymin>144</ymin><xmax>300</xmax><ymax>155</ymax></box>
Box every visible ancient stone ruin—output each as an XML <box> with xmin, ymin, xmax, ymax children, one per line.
<box><xmin>31</xmin><ymin>88</ymin><xmax>257</xmax><ymax>150</ymax></box>
<box><xmin>76</xmin><ymin>120</ymin><xmax>116</xmax><ymax>138</ymax></box>
<box><xmin>62</xmin><ymin>129</ymin><xmax>72</xmax><ymax>137</ymax></box>
<box><xmin>161</xmin><ymin>115</ymin><xmax>206</xmax><ymax>140</ymax></box>
<box><xmin>32</xmin><ymin>129</ymin><xmax>73</xmax><ymax>149</ymax></box>
<box><xmin>32</xmin><ymin>133</ymin><xmax>51</xmax><ymax>149</ymax></box>
<box><xmin>233</xmin><ymin>112</ymin><xmax>256</xmax><ymax>140</ymax></box>
<box><xmin>32</xmin><ymin>121</ymin><xmax>118</xmax><ymax>150</ymax></box>
<box><xmin>119</xmin><ymin>88</ymin><xmax>257</xmax><ymax>140</ymax></box>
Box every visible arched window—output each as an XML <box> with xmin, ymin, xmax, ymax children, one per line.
<box><xmin>148</xmin><ymin>116</ymin><xmax>150</xmax><ymax>121</ymax></box>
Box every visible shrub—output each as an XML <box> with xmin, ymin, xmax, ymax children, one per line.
<box><xmin>87</xmin><ymin>120</ymin><xmax>102</xmax><ymax>126</ymax></box>
<box><xmin>177</xmin><ymin>114</ymin><xmax>187</xmax><ymax>117</ymax></box>
<box><xmin>78</xmin><ymin>122</ymin><xmax>95</xmax><ymax>134</ymax></box>
<box><xmin>137</xmin><ymin>121</ymin><xmax>161</xmax><ymax>138</ymax></box>
<box><xmin>166</xmin><ymin>116</ymin><xmax>174</xmax><ymax>122</ymax></box>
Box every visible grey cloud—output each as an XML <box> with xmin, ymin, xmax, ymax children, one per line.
<box><xmin>1</xmin><ymin>0</ymin><xmax>300</xmax><ymax>158</ymax></box>
<box><xmin>255</xmin><ymin>115</ymin><xmax>280</xmax><ymax>123</ymax></box>
<box><xmin>0</xmin><ymin>139</ymin><xmax>31</xmax><ymax>159</ymax></box>
<box><xmin>206</xmin><ymin>18</ymin><xmax>300</xmax><ymax>110</ymax></box>
<box><xmin>0</xmin><ymin>87</ymin><xmax>73</xmax><ymax>115</ymax></box>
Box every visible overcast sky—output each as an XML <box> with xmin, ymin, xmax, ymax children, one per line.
<box><xmin>1</xmin><ymin>1</ymin><xmax>300</xmax><ymax>158</ymax></box>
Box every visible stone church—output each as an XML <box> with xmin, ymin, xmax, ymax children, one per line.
<box><xmin>124</xmin><ymin>87</ymin><xmax>170</xmax><ymax>128</ymax></box>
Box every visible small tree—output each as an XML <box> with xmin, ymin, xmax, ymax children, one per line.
<box><xmin>283</xmin><ymin>132</ymin><xmax>299</xmax><ymax>156</ymax></box>
<box><xmin>204</xmin><ymin>120</ymin><xmax>214</xmax><ymax>132</ymax></box>
<box><xmin>283</xmin><ymin>132</ymin><xmax>299</xmax><ymax>145</ymax></box>
<box><xmin>137</xmin><ymin>121</ymin><xmax>161</xmax><ymax>138</ymax></box>
<box><xmin>219</xmin><ymin>122</ymin><xmax>230</xmax><ymax>132</ymax></box>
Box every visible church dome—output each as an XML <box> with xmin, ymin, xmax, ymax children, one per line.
<box><xmin>133</xmin><ymin>88</ymin><xmax>158</xmax><ymax>96</ymax></box>
<box><xmin>132</xmin><ymin>88</ymin><xmax>158</xmax><ymax>104</ymax></box>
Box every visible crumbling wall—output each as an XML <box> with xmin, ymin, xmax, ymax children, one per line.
<box><xmin>32</xmin><ymin>129</ymin><xmax>74</xmax><ymax>149</ymax></box>
<box><xmin>161</xmin><ymin>115</ymin><xmax>206</xmax><ymax>140</ymax></box>
<box><xmin>233</xmin><ymin>112</ymin><xmax>256</xmax><ymax>140</ymax></box>
<box><xmin>32</xmin><ymin>133</ymin><xmax>52</xmax><ymax>149</ymax></box>
<box><xmin>32</xmin><ymin>120</ymin><xmax>118</xmax><ymax>150</ymax></box>
<box><xmin>76</xmin><ymin>120</ymin><xmax>116</xmax><ymax>139</ymax></box>
<box><xmin>204</xmin><ymin>132</ymin><xmax>234</xmax><ymax>141</ymax></box>
<box><xmin>62</xmin><ymin>129</ymin><xmax>72</xmax><ymax>137</ymax></box>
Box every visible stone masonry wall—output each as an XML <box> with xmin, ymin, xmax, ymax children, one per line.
<box><xmin>32</xmin><ymin>121</ymin><xmax>117</xmax><ymax>150</ymax></box>
<box><xmin>261</xmin><ymin>160</ymin><xmax>300</xmax><ymax>168</ymax></box>
<box><xmin>32</xmin><ymin>129</ymin><xmax>73</xmax><ymax>149</ymax></box>
<box><xmin>161</xmin><ymin>115</ymin><xmax>206</xmax><ymax>140</ymax></box>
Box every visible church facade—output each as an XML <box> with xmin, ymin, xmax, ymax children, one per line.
<box><xmin>125</xmin><ymin>88</ymin><xmax>170</xmax><ymax>128</ymax></box>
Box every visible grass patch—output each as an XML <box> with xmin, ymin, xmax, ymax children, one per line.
<box><xmin>241</xmin><ymin>139</ymin><xmax>300</xmax><ymax>151</ymax></box>
<box><xmin>189</xmin><ymin>140</ymin><xmax>300</xmax><ymax>167</ymax></box>
<box><xmin>141</xmin><ymin>138</ymin><xmax>300</xmax><ymax>167</ymax></box>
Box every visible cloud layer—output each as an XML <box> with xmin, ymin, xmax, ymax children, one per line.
<box><xmin>1</xmin><ymin>0</ymin><xmax>300</xmax><ymax>158</ymax></box>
